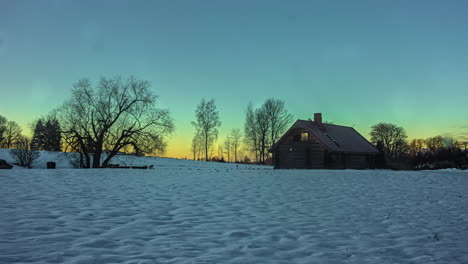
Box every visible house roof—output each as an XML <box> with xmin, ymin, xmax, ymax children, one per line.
<box><xmin>271</xmin><ymin>119</ymin><xmax>380</xmax><ymax>154</ymax></box>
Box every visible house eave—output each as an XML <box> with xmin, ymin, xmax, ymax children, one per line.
<box><xmin>328</xmin><ymin>151</ymin><xmax>380</xmax><ymax>155</ymax></box>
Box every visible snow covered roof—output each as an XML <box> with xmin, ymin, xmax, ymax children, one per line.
<box><xmin>271</xmin><ymin>119</ymin><xmax>380</xmax><ymax>154</ymax></box>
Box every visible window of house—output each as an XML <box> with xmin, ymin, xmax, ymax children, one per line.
<box><xmin>301</xmin><ymin>132</ymin><xmax>308</xmax><ymax>142</ymax></box>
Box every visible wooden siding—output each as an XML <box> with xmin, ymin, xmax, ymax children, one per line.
<box><xmin>346</xmin><ymin>154</ymin><xmax>368</xmax><ymax>169</ymax></box>
<box><xmin>274</xmin><ymin>128</ymin><xmax>326</xmax><ymax>169</ymax></box>
<box><xmin>326</xmin><ymin>153</ymin><xmax>374</xmax><ymax>169</ymax></box>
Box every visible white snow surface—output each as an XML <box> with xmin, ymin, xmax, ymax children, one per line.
<box><xmin>0</xmin><ymin>149</ymin><xmax>238</xmax><ymax>170</ymax></box>
<box><xmin>1</xmin><ymin>151</ymin><xmax>468</xmax><ymax>263</ymax></box>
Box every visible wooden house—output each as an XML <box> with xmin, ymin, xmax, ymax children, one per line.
<box><xmin>270</xmin><ymin>113</ymin><xmax>380</xmax><ymax>169</ymax></box>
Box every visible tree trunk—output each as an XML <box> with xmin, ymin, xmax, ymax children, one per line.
<box><xmin>261</xmin><ymin>137</ymin><xmax>266</xmax><ymax>164</ymax></box>
<box><xmin>83</xmin><ymin>153</ymin><xmax>90</xmax><ymax>168</ymax></box>
<box><xmin>205</xmin><ymin>132</ymin><xmax>208</xmax><ymax>161</ymax></box>
<box><xmin>92</xmin><ymin>141</ymin><xmax>102</xmax><ymax>168</ymax></box>
<box><xmin>101</xmin><ymin>154</ymin><xmax>114</xmax><ymax>168</ymax></box>
<box><xmin>92</xmin><ymin>153</ymin><xmax>101</xmax><ymax>168</ymax></box>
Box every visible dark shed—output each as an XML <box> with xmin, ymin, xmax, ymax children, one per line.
<box><xmin>270</xmin><ymin>113</ymin><xmax>380</xmax><ymax>169</ymax></box>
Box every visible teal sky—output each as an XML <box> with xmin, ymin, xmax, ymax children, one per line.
<box><xmin>1</xmin><ymin>0</ymin><xmax>467</xmax><ymax>157</ymax></box>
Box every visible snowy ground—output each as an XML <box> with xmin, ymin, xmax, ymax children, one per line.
<box><xmin>1</xmin><ymin>152</ymin><xmax>468</xmax><ymax>263</ymax></box>
<box><xmin>0</xmin><ymin>149</ymin><xmax>240</xmax><ymax>170</ymax></box>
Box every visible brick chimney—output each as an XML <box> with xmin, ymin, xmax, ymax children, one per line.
<box><xmin>314</xmin><ymin>113</ymin><xmax>322</xmax><ymax>124</ymax></box>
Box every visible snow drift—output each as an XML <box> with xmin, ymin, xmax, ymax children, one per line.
<box><xmin>1</xmin><ymin>150</ymin><xmax>467</xmax><ymax>263</ymax></box>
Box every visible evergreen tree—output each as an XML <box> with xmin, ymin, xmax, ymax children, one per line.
<box><xmin>31</xmin><ymin>118</ymin><xmax>62</xmax><ymax>151</ymax></box>
<box><xmin>44</xmin><ymin>119</ymin><xmax>62</xmax><ymax>151</ymax></box>
<box><xmin>31</xmin><ymin>119</ymin><xmax>46</xmax><ymax>150</ymax></box>
<box><xmin>44</xmin><ymin>119</ymin><xmax>53</xmax><ymax>150</ymax></box>
<box><xmin>50</xmin><ymin>119</ymin><xmax>62</xmax><ymax>151</ymax></box>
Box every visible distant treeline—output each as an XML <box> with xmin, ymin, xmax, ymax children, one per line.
<box><xmin>0</xmin><ymin>115</ymin><xmax>61</xmax><ymax>152</ymax></box>
<box><xmin>1</xmin><ymin>75</ymin><xmax>467</xmax><ymax>170</ymax></box>
<box><xmin>369</xmin><ymin>123</ymin><xmax>468</xmax><ymax>170</ymax></box>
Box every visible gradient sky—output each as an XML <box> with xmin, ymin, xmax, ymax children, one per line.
<box><xmin>1</xmin><ymin>0</ymin><xmax>467</xmax><ymax>158</ymax></box>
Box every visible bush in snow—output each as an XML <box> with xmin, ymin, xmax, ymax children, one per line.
<box><xmin>9</xmin><ymin>136</ymin><xmax>40</xmax><ymax>168</ymax></box>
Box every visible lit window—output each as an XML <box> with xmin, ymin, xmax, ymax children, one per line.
<box><xmin>301</xmin><ymin>132</ymin><xmax>308</xmax><ymax>142</ymax></box>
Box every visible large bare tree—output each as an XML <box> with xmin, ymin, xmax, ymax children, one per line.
<box><xmin>191</xmin><ymin>98</ymin><xmax>221</xmax><ymax>161</ymax></box>
<box><xmin>370</xmin><ymin>122</ymin><xmax>408</xmax><ymax>160</ymax></box>
<box><xmin>58</xmin><ymin>76</ymin><xmax>174</xmax><ymax>168</ymax></box>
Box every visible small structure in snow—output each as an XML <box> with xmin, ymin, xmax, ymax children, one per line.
<box><xmin>0</xmin><ymin>159</ymin><xmax>13</xmax><ymax>169</ymax></box>
<box><xmin>47</xmin><ymin>162</ymin><xmax>56</xmax><ymax>169</ymax></box>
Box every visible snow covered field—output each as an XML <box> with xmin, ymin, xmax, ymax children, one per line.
<box><xmin>1</xmin><ymin>152</ymin><xmax>468</xmax><ymax>263</ymax></box>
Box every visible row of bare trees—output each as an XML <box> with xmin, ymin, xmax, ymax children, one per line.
<box><xmin>369</xmin><ymin>122</ymin><xmax>468</xmax><ymax>169</ymax></box>
<box><xmin>1</xmin><ymin>115</ymin><xmax>43</xmax><ymax>167</ymax></box>
<box><xmin>189</xmin><ymin>99</ymin><xmax>243</xmax><ymax>162</ymax></box>
<box><xmin>409</xmin><ymin>136</ymin><xmax>467</xmax><ymax>154</ymax></box>
<box><xmin>6</xmin><ymin>79</ymin><xmax>294</xmax><ymax>167</ymax></box>
<box><xmin>189</xmin><ymin>98</ymin><xmax>293</xmax><ymax>164</ymax></box>
<box><xmin>224</xmin><ymin>129</ymin><xmax>242</xmax><ymax>162</ymax></box>
<box><xmin>6</xmin><ymin>75</ymin><xmax>464</xmax><ymax>169</ymax></box>
<box><xmin>244</xmin><ymin>99</ymin><xmax>293</xmax><ymax>164</ymax></box>
<box><xmin>3</xmin><ymin>76</ymin><xmax>177</xmax><ymax>169</ymax></box>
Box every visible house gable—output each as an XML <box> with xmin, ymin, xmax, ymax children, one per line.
<box><xmin>271</xmin><ymin>120</ymin><xmax>332</xmax><ymax>152</ymax></box>
<box><xmin>273</xmin><ymin>127</ymin><xmax>327</xmax><ymax>169</ymax></box>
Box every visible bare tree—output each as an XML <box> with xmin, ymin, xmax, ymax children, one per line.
<box><xmin>230</xmin><ymin>129</ymin><xmax>242</xmax><ymax>162</ymax></box>
<box><xmin>1</xmin><ymin>121</ymin><xmax>22</xmax><ymax>149</ymax></box>
<box><xmin>57</xmin><ymin>76</ymin><xmax>174</xmax><ymax>168</ymax></box>
<box><xmin>256</xmin><ymin>106</ymin><xmax>271</xmax><ymax>164</ymax></box>
<box><xmin>425</xmin><ymin>136</ymin><xmax>444</xmax><ymax>153</ymax></box>
<box><xmin>409</xmin><ymin>138</ymin><xmax>425</xmax><ymax>154</ymax></box>
<box><xmin>370</xmin><ymin>123</ymin><xmax>409</xmax><ymax>160</ymax></box>
<box><xmin>191</xmin><ymin>98</ymin><xmax>221</xmax><ymax>161</ymax></box>
<box><xmin>263</xmin><ymin>98</ymin><xmax>293</xmax><ymax>146</ymax></box>
<box><xmin>243</xmin><ymin>99</ymin><xmax>292</xmax><ymax>164</ymax></box>
<box><xmin>217</xmin><ymin>144</ymin><xmax>224</xmax><ymax>161</ymax></box>
<box><xmin>224</xmin><ymin>136</ymin><xmax>232</xmax><ymax>162</ymax></box>
<box><xmin>191</xmin><ymin>133</ymin><xmax>204</xmax><ymax>160</ymax></box>
<box><xmin>0</xmin><ymin>115</ymin><xmax>7</xmax><ymax>147</ymax></box>
<box><xmin>9</xmin><ymin>136</ymin><xmax>40</xmax><ymax>168</ymax></box>
<box><xmin>209</xmin><ymin>143</ymin><xmax>216</xmax><ymax>160</ymax></box>
<box><xmin>243</xmin><ymin>103</ymin><xmax>260</xmax><ymax>163</ymax></box>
